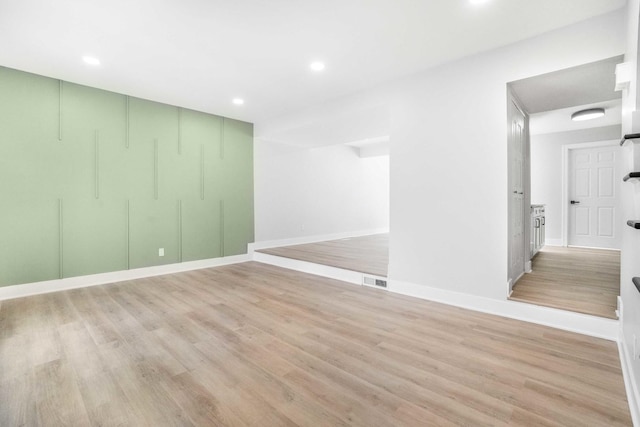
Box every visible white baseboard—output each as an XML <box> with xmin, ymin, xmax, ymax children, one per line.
<box><xmin>249</xmin><ymin>228</ymin><xmax>389</xmax><ymax>252</ymax></box>
<box><xmin>0</xmin><ymin>254</ymin><xmax>251</xmax><ymax>301</ymax></box>
<box><xmin>390</xmin><ymin>279</ymin><xmax>618</xmax><ymax>340</ymax></box>
<box><xmin>544</xmin><ymin>238</ymin><xmax>564</xmax><ymax>247</ymax></box>
<box><xmin>619</xmin><ymin>333</ymin><xmax>640</xmax><ymax>426</ymax></box>
<box><xmin>253</xmin><ymin>252</ymin><xmax>363</xmax><ymax>285</ymax></box>
<box><xmin>567</xmin><ymin>245</ymin><xmax>621</xmax><ymax>251</ymax></box>
<box><xmin>618</xmin><ymin>296</ymin><xmax>640</xmax><ymax>427</ymax></box>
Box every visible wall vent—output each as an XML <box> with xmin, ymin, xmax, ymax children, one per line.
<box><xmin>363</xmin><ymin>275</ymin><xmax>387</xmax><ymax>289</ymax></box>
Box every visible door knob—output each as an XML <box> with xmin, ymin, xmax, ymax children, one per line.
<box><xmin>570</xmin><ymin>200</ymin><xmax>580</xmax><ymax>204</ymax></box>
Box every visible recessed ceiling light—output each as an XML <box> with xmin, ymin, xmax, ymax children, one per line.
<box><xmin>232</xmin><ymin>98</ymin><xmax>244</xmax><ymax>105</ymax></box>
<box><xmin>82</xmin><ymin>56</ymin><xmax>101</xmax><ymax>66</ymax></box>
<box><xmin>571</xmin><ymin>108</ymin><xmax>605</xmax><ymax>121</ymax></box>
<box><xmin>310</xmin><ymin>61</ymin><xmax>325</xmax><ymax>72</ymax></box>
<box><xmin>469</xmin><ymin>0</ymin><xmax>490</xmax><ymax>4</ymax></box>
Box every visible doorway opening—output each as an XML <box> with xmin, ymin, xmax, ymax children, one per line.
<box><xmin>506</xmin><ymin>56</ymin><xmax>624</xmax><ymax>319</ymax></box>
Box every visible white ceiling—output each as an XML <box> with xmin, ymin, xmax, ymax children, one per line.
<box><xmin>0</xmin><ymin>0</ymin><xmax>626</xmax><ymax>124</ymax></box>
<box><xmin>510</xmin><ymin>55</ymin><xmax>624</xmax><ymax>135</ymax></box>
<box><xmin>509</xmin><ymin>56</ymin><xmax>623</xmax><ymax>114</ymax></box>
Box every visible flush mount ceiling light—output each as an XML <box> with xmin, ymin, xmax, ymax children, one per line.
<box><xmin>469</xmin><ymin>0</ymin><xmax>490</xmax><ymax>4</ymax></box>
<box><xmin>571</xmin><ymin>108</ymin><xmax>605</xmax><ymax>121</ymax></box>
<box><xmin>82</xmin><ymin>56</ymin><xmax>101</xmax><ymax>66</ymax></box>
<box><xmin>310</xmin><ymin>61</ymin><xmax>325</xmax><ymax>72</ymax></box>
<box><xmin>232</xmin><ymin>98</ymin><xmax>244</xmax><ymax>105</ymax></box>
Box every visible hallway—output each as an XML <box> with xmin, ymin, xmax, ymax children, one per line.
<box><xmin>510</xmin><ymin>246</ymin><xmax>620</xmax><ymax>319</ymax></box>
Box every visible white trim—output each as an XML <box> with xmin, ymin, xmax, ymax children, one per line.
<box><xmin>561</xmin><ymin>139</ymin><xmax>621</xmax><ymax>247</ymax></box>
<box><xmin>253</xmin><ymin>252</ymin><xmax>363</xmax><ymax>285</ymax></box>
<box><xmin>619</xmin><ymin>334</ymin><xmax>640</xmax><ymax>426</ymax></box>
<box><xmin>249</xmin><ymin>228</ymin><xmax>389</xmax><ymax>253</ymax></box>
<box><xmin>567</xmin><ymin>245</ymin><xmax>621</xmax><ymax>251</ymax></box>
<box><xmin>0</xmin><ymin>254</ymin><xmax>250</xmax><ymax>301</ymax></box>
<box><xmin>618</xmin><ymin>297</ymin><xmax>640</xmax><ymax>427</ymax></box>
<box><xmin>391</xmin><ymin>279</ymin><xmax>618</xmax><ymax>340</ymax></box>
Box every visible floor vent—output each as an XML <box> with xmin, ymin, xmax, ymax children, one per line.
<box><xmin>363</xmin><ymin>275</ymin><xmax>388</xmax><ymax>289</ymax></box>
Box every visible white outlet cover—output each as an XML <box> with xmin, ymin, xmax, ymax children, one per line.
<box><xmin>159</xmin><ymin>248</ymin><xmax>165</xmax><ymax>256</ymax></box>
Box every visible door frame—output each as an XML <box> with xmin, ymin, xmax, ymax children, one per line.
<box><xmin>561</xmin><ymin>139</ymin><xmax>620</xmax><ymax>247</ymax></box>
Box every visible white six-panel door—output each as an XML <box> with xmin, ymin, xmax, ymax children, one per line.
<box><xmin>568</xmin><ymin>144</ymin><xmax>621</xmax><ymax>249</ymax></box>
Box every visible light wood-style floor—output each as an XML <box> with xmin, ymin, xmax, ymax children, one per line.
<box><xmin>257</xmin><ymin>233</ymin><xmax>389</xmax><ymax>277</ymax></box>
<box><xmin>0</xmin><ymin>262</ymin><xmax>631</xmax><ymax>426</ymax></box>
<box><xmin>510</xmin><ymin>246</ymin><xmax>621</xmax><ymax>319</ymax></box>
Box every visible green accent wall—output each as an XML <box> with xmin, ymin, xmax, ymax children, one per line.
<box><xmin>0</xmin><ymin>66</ymin><xmax>254</xmax><ymax>287</ymax></box>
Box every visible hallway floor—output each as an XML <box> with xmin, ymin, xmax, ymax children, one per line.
<box><xmin>510</xmin><ymin>246</ymin><xmax>620</xmax><ymax>319</ymax></box>
<box><xmin>256</xmin><ymin>234</ymin><xmax>389</xmax><ymax>277</ymax></box>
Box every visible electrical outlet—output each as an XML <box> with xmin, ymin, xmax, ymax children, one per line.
<box><xmin>158</xmin><ymin>248</ymin><xmax>165</xmax><ymax>257</ymax></box>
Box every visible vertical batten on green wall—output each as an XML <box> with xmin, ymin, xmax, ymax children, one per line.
<box><xmin>0</xmin><ymin>66</ymin><xmax>254</xmax><ymax>287</ymax></box>
<box><xmin>178</xmin><ymin>108</ymin><xmax>183</xmax><ymax>154</ymax></box>
<box><xmin>94</xmin><ymin>130</ymin><xmax>100</xmax><ymax>199</ymax></box>
<box><xmin>125</xmin><ymin>96</ymin><xmax>130</xmax><ymax>149</ymax></box>
<box><xmin>58</xmin><ymin>199</ymin><xmax>64</xmax><ymax>279</ymax></box>
<box><xmin>58</xmin><ymin>80</ymin><xmax>63</xmax><ymax>141</ymax></box>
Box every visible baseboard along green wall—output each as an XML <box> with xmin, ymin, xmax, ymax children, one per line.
<box><xmin>0</xmin><ymin>66</ymin><xmax>254</xmax><ymax>287</ymax></box>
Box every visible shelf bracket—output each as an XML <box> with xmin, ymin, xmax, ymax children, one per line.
<box><xmin>620</xmin><ymin>133</ymin><xmax>640</xmax><ymax>146</ymax></box>
<box><xmin>627</xmin><ymin>220</ymin><xmax>640</xmax><ymax>229</ymax></box>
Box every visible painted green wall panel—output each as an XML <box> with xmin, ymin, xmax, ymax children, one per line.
<box><xmin>0</xmin><ymin>67</ymin><xmax>59</xmax><ymax>143</ymax></box>
<box><xmin>0</xmin><ymin>66</ymin><xmax>253</xmax><ymax>288</ymax></box>
<box><xmin>0</xmin><ymin>200</ymin><xmax>60</xmax><ymax>286</ymax></box>
<box><xmin>127</xmin><ymin>98</ymin><xmax>179</xmax><ymax>200</ymax></box>
<box><xmin>61</xmin><ymin>82</ymin><xmax>128</xmax><ymax>200</ymax></box>
<box><xmin>129</xmin><ymin>199</ymin><xmax>180</xmax><ymax>269</ymax></box>
<box><xmin>181</xmin><ymin>198</ymin><xmax>222</xmax><ymax>262</ymax></box>
<box><xmin>62</xmin><ymin>198</ymin><xmax>128</xmax><ymax>278</ymax></box>
<box><xmin>0</xmin><ymin>68</ymin><xmax>62</xmax><ymax>200</ymax></box>
<box><xmin>177</xmin><ymin>109</ymin><xmax>223</xmax><ymax>201</ymax></box>
<box><xmin>222</xmin><ymin>119</ymin><xmax>254</xmax><ymax>256</ymax></box>
<box><xmin>61</xmin><ymin>82</ymin><xmax>129</xmax><ymax>199</ymax></box>
<box><xmin>0</xmin><ymin>137</ymin><xmax>63</xmax><ymax>202</ymax></box>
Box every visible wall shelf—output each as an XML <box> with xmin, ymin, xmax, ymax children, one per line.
<box><xmin>634</xmin><ymin>278</ymin><xmax>640</xmax><ymax>294</ymax></box>
<box><xmin>620</xmin><ymin>133</ymin><xmax>640</xmax><ymax>146</ymax></box>
<box><xmin>627</xmin><ymin>220</ymin><xmax>640</xmax><ymax>229</ymax></box>
<box><xmin>623</xmin><ymin>172</ymin><xmax>640</xmax><ymax>182</ymax></box>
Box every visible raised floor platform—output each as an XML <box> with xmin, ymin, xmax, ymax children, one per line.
<box><xmin>255</xmin><ymin>234</ymin><xmax>389</xmax><ymax>278</ymax></box>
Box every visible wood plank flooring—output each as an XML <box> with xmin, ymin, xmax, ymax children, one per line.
<box><xmin>0</xmin><ymin>262</ymin><xmax>631</xmax><ymax>426</ymax></box>
<box><xmin>257</xmin><ymin>234</ymin><xmax>389</xmax><ymax>277</ymax></box>
<box><xmin>510</xmin><ymin>246</ymin><xmax>620</xmax><ymax>319</ymax></box>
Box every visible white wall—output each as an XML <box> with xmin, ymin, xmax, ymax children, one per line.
<box><xmin>388</xmin><ymin>9</ymin><xmax>625</xmax><ymax>299</ymax></box>
<box><xmin>254</xmin><ymin>140</ymin><xmax>389</xmax><ymax>242</ymax></box>
<box><xmin>255</xmin><ymin>8</ymin><xmax>625</xmax><ymax>300</ymax></box>
<box><xmin>530</xmin><ymin>125</ymin><xmax>621</xmax><ymax>245</ymax></box>
<box><xmin>620</xmin><ymin>0</ymin><xmax>640</xmax><ymax>420</ymax></box>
